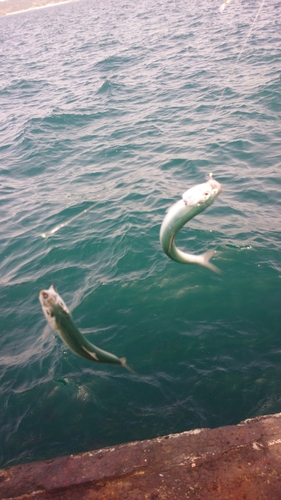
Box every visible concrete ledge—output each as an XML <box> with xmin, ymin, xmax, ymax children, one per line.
<box><xmin>1</xmin><ymin>413</ymin><xmax>281</xmax><ymax>499</ymax></box>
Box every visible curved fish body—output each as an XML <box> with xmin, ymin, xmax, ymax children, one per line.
<box><xmin>39</xmin><ymin>285</ymin><xmax>134</xmax><ymax>372</ymax></box>
<box><xmin>160</xmin><ymin>176</ymin><xmax>222</xmax><ymax>273</ymax></box>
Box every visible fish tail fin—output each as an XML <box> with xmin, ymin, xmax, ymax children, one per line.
<box><xmin>120</xmin><ymin>357</ymin><xmax>137</xmax><ymax>375</ymax></box>
<box><xmin>199</xmin><ymin>249</ymin><xmax>222</xmax><ymax>274</ymax></box>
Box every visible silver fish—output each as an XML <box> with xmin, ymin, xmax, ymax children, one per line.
<box><xmin>39</xmin><ymin>284</ymin><xmax>135</xmax><ymax>373</ymax></box>
<box><xmin>159</xmin><ymin>175</ymin><xmax>222</xmax><ymax>273</ymax></box>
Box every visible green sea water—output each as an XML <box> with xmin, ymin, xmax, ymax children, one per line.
<box><xmin>1</xmin><ymin>0</ymin><xmax>281</xmax><ymax>468</ymax></box>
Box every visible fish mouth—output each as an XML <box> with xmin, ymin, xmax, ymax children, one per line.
<box><xmin>208</xmin><ymin>178</ymin><xmax>222</xmax><ymax>197</ymax></box>
<box><xmin>39</xmin><ymin>285</ymin><xmax>70</xmax><ymax>315</ymax></box>
<box><xmin>39</xmin><ymin>284</ymin><xmax>56</xmax><ymax>305</ymax></box>
<box><xmin>39</xmin><ymin>289</ymin><xmax>54</xmax><ymax>308</ymax></box>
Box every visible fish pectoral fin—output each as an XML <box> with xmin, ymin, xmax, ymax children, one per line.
<box><xmin>81</xmin><ymin>345</ymin><xmax>99</xmax><ymax>361</ymax></box>
<box><xmin>42</xmin><ymin>323</ymin><xmax>52</xmax><ymax>340</ymax></box>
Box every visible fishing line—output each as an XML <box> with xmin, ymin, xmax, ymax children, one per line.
<box><xmin>41</xmin><ymin>204</ymin><xmax>95</xmax><ymax>239</ymax></box>
<box><xmin>40</xmin><ymin>176</ymin><xmax>121</xmax><ymax>239</ymax></box>
<box><xmin>206</xmin><ymin>0</ymin><xmax>266</xmax><ymax>134</ymax></box>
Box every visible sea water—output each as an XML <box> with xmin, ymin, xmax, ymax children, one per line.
<box><xmin>0</xmin><ymin>0</ymin><xmax>281</xmax><ymax>468</ymax></box>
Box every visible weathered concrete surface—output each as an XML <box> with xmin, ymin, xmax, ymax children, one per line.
<box><xmin>1</xmin><ymin>413</ymin><xmax>281</xmax><ymax>499</ymax></box>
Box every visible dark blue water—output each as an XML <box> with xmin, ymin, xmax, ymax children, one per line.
<box><xmin>1</xmin><ymin>0</ymin><xmax>281</xmax><ymax>468</ymax></box>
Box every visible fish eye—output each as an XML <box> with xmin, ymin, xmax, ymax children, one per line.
<box><xmin>42</xmin><ymin>292</ymin><xmax>48</xmax><ymax>299</ymax></box>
